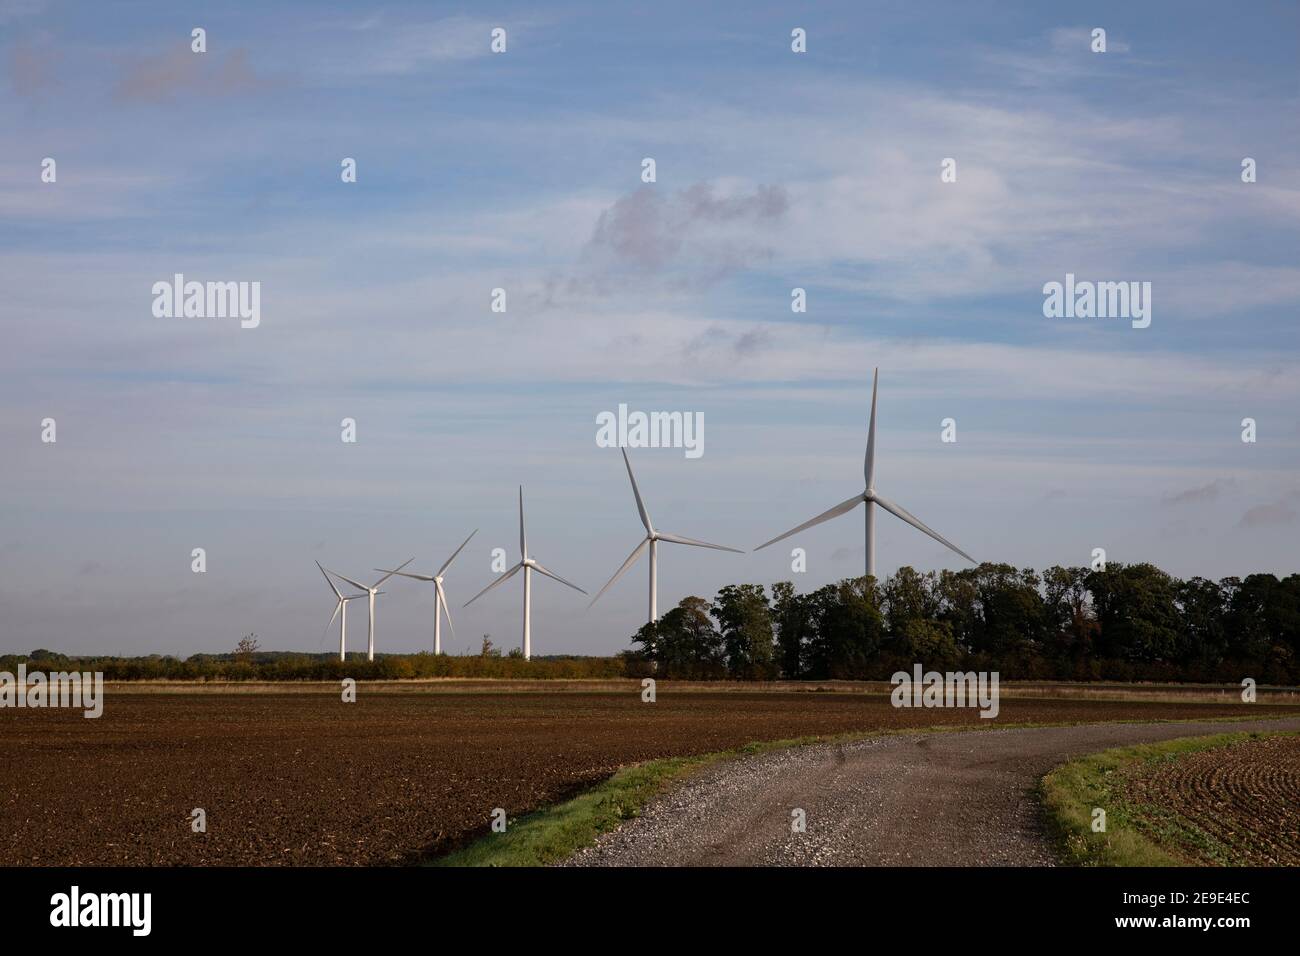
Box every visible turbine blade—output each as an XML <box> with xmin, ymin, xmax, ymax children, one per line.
<box><xmin>588</xmin><ymin>538</ymin><xmax>650</xmax><ymax>608</ymax></box>
<box><xmin>463</xmin><ymin>563</ymin><xmax>522</xmax><ymax>607</ymax></box>
<box><xmin>438</xmin><ymin>529</ymin><xmax>478</xmax><ymax>577</ymax></box>
<box><xmin>518</xmin><ymin>487</ymin><xmax>527</xmax><ymax>558</ymax></box>
<box><xmin>865</xmin><ymin>367</ymin><xmax>878</xmax><ymax>488</ymax></box>
<box><xmin>317</xmin><ymin>560</ymin><xmax>343</xmax><ymax>600</ymax></box>
<box><xmin>436</xmin><ymin>579</ymin><xmax>455</xmax><ymax>638</ymax></box>
<box><xmin>754</xmin><ymin>493</ymin><xmax>865</xmax><ymax>551</ymax></box>
<box><xmin>530</xmin><ymin>561</ymin><xmax>587</xmax><ymax>595</ymax></box>
<box><xmin>621</xmin><ymin>448</ymin><xmax>653</xmax><ymax>533</ymax></box>
<box><xmin>372</xmin><ymin>557</ymin><xmax>414</xmax><ymax>589</ymax></box>
<box><xmin>375</xmin><ymin>569</ymin><xmax>435</xmax><ymax>581</ymax></box>
<box><xmin>325</xmin><ymin>599</ymin><xmax>342</xmax><ymax>635</ymax></box>
<box><xmin>871</xmin><ymin>491</ymin><xmax>977</xmax><ymax>565</ymax></box>
<box><xmin>326</xmin><ymin>568</ymin><xmax>371</xmax><ymax>593</ymax></box>
<box><xmin>655</xmin><ymin>531</ymin><xmax>744</xmax><ymax>553</ymax></box>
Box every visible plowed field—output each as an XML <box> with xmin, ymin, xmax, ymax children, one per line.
<box><xmin>2</xmin><ymin>689</ymin><xmax>1293</xmax><ymax>866</ymax></box>
<box><xmin>1122</xmin><ymin>733</ymin><xmax>1300</xmax><ymax>865</ymax></box>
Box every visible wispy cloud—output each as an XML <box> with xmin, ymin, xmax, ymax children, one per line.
<box><xmin>339</xmin><ymin>15</ymin><xmax>507</xmax><ymax>76</ymax></box>
<box><xmin>0</xmin><ymin>0</ymin><xmax>47</xmax><ymax>25</ymax></box>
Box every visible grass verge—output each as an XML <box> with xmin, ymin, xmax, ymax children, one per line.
<box><xmin>1039</xmin><ymin>731</ymin><xmax>1288</xmax><ymax>867</ymax></box>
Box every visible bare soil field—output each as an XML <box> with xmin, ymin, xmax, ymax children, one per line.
<box><xmin>102</xmin><ymin>678</ymin><xmax>1300</xmax><ymax>704</ymax></box>
<box><xmin>2</xmin><ymin>690</ymin><xmax>1296</xmax><ymax>866</ymax></box>
<box><xmin>1121</xmin><ymin>734</ymin><xmax>1300</xmax><ymax>865</ymax></box>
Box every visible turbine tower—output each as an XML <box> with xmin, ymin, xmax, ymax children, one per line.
<box><xmin>755</xmin><ymin>368</ymin><xmax>976</xmax><ymax>578</ymax></box>
<box><xmin>375</xmin><ymin>530</ymin><xmax>477</xmax><ymax>655</ymax></box>
<box><xmin>324</xmin><ymin>558</ymin><xmax>414</xmax><ymax>661</ymax></box>
<box><xmin>590</xmin><ymin>448</ymin><xmax>743</xmax><ymax>622</ymax></box>
<box><xmin>316</xmin><ymin>561</ymin><xmax>367</xmax><ymax>662</ymax></box>
<box><xmin>463</xmin><ymin>487</ymin><xmax>585</xmax><ymax>660</ymax></box>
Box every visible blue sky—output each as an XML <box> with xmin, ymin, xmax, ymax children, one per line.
<box><xmin>2</xmin><ymin>0</ymin><xmax>1298</xmax><ymax>656</ymax></box>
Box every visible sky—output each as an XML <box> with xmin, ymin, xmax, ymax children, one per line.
<box><xmin>2</xmin><ymin>0</ymin><xmax>1298</xmax><ymax>657</ymax></box>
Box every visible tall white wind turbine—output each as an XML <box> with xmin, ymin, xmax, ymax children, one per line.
<box><xmin>463</xmin><ymin>487</ymin><xmax>585</xmax><ymax>660</ymax></box>
<box><xmin>755</xmin><ymin>368</ymin><xmax>976</xmax><ymax>578</ymax></box>
<box><xmin>590</xmin><ymin>448</ymin><xmax>743</xmax><ymax>622</ymax></box>
<box><xmin>316</xmin><ymin>561</ymin><xmax>367</xmax><ymax>662</ymax></box>
<box><xmin>325</xmin><ymin>558</ymin><xmax>414</xmax><ymax>661</ymax></box>
<box><xmin>375</xmin><ymin>530</ymin><xmax>477</xmax><ymax>655</ymax></box>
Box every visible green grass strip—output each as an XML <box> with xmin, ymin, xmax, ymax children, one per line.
<box><xmin>1039</xmin><ymin>731</ymin><xmax>1292</xmax><ymax>867</ymax></box>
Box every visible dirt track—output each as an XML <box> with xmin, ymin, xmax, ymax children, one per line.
<box><xmin>567</xmin><ymin>717</ymin><xmax>1300</xmax><ymax>866</ymax></box>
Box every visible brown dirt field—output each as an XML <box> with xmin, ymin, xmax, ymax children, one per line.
<box><xmin>2</xmin><ymin>690</ymin><xmax>1296</xmax><ymax>866</ymax></box>
<box><xmin>1122</xmin><ymin>734</ymin><xmax>1300</xmax><ymax>865</ymax></box>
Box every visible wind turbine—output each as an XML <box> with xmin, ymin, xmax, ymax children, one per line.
<box><xmin>316</xmin><ymin>561</ymin><xmax>369</xmax><ymax>661</ymax></box>
<box><xmin>375</xmin><ymin>530</ymin><xmax>477</xmax><ymax>655</ymax></box>
<box><xmin>590</xmin><ymin>448</ymin><xmax>743</xmax><ymax>622</ymax></box>
<box><xmin>323</xmin><ymin>558</ymin><xmax>414</xmax><ymax>661</ymax></box>
<box><xmin>463</xmin><ymin>487</ymin><xmax>585</xmax><ymax>660</ymax></box>
<box><xmin>755</xmin><ymin>368</ymin><xmax>976</xmax><ymax>578</ymax></box>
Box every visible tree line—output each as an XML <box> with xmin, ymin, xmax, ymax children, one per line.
<box><xmin>2</xmin><ymin>648</ymin><xmax>624</xmax><ymax>682</ymax></box>
<box><xmin>624</xmin><ymin>563</ymin><xmax>1300</xmax><ymax>684</ymax></box>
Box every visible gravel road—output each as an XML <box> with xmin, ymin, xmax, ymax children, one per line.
<box><xmin>565</xmin><ymin>716</ymin><xmax>1300</xmax><ymax>866</ymax></box>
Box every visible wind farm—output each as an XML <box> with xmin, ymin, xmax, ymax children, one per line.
<box><xmin>305</xmin><ymin>370</ymin><xmax>974</xmax><ymax>655</ymax></box>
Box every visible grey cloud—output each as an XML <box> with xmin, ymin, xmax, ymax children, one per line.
<box><xmin>682</xmin><ymin>323</ymin><xmax>775</xmax><ymax>362</ymax></box>
<box><xmin>582</xmin><ymin>182</ymin><xmax>789</xmax><ymax>283</ymax></box>
<box><xmin>1239</xmin><ymin>500</ymin><xmax>1298</xmax><ymax>528</ymax></box>
<box><xmin>1162</xmin><ymin>477</ymin><xmax>1237</xmax><ymax>506</ymax></box>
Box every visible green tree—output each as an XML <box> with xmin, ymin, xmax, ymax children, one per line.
<box><xmin>630</xmin><ymin>596</ymin><xmax>725</xmax><ymax>679</ymax></box>
<box><xmin>882</xmin><ymin>566</ymin><xmax>940</xmax><ymax>639</ymax></box>
<box><xmin>805</xmin><ymin>577</ymin><xmax>884</xmax><ymax>679</ymax></box>
<box><xmin>1088</xmin><ymin>563</ymin><xmax>1181</xmax><ymax>663</ymax></box>
<box><xmin>771</xmin><ymin>581</ymin><xmax>813</xmax><ymax>678</ymax></box>
<box><xmin>711</xmin><ymin>584</ymin><xmax>776</xmax><ymax>679</ymax></box>
<box><xmin>894</xmin><ymin>618</ymin><xmax>960</xmax><ymax>669</ymax></box>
